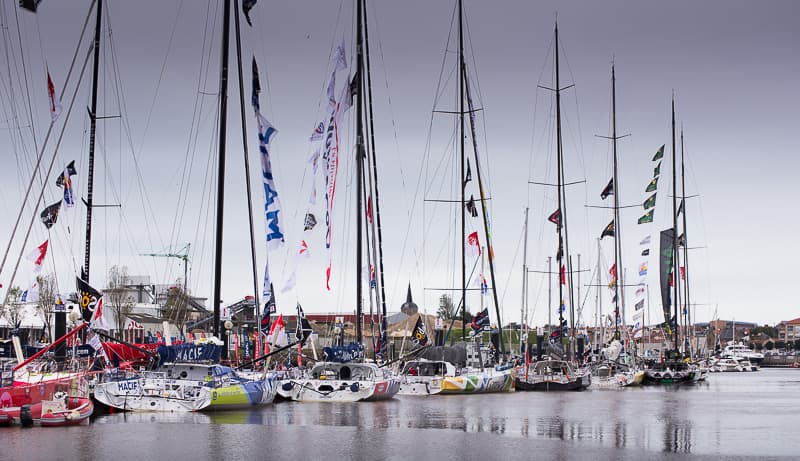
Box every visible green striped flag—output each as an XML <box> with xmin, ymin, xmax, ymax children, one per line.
<box><xmin>638</xmin><ymin>210</ymin><xmax>654</xmax><ymax>224</ymax></box>
<box><xmin>653</xmin><ymin>162</ymin><xmax>661</xmax><ymax>177</ymax></box>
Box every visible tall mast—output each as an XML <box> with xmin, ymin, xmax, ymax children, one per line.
<box><xmin>361</xmin><ymin>0</ymin><xmax>388</xmax><ymax>358</ymax></box>
<box><xmin>596</xmin><ymin>238</ymin><xmax>603</xmax><ymax>345</ymax></box>
<box><xmin>547</xmin><ymin>256</ymin><xmax>552</xmax><ymax>338</ymax></box>
<box><xmin>464</xmin><ymin>61</ymin><xmax>506</xmax><ymax>356</ymax></box>
<box><xmin>611</xmin><ymin>64</ymin><xmax>623</xmax><ymax>339</ymax></box>
<box><xmin>670</xmin><ymin>97</ymin><xmax>680</xmax><ymax>353</ymax></box>
<box><xmin>458</xmin><ymin>0</ymin><xmax>466</xmax><ymax>342</ymax></box>
<box><xmin>355</xmin><ymin>0</ymin><xmax>366</xmax><ymax>345</ymax></box>
<box><xmin>212</xmin><ymin>0</ymin><xmax>232</xmax><ymax>347</ymax></box>
<box><xmin>680</xmin><ymin>129</ymin><xmax>692</xmax><ymax>354</ymax></box>
<box><xmin>83</xmin><ymin>0</ymin><xmax>103</xmax><ymax>280</ymax></box>
<box><xmin>521</xmin><ymin>207</ymin><xmax>529</xmax><ymax>345</ymax></box>
<box><xmin>554</xmin><ymin>22</ymin><xmax>575</xmax><ymax>345</ymax></box>
<box><xmin>231</xmin><ymin>0</ymin><xmax>260</xmax><ymax>319</ymax></box>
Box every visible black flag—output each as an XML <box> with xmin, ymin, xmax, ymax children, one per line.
<box><xmin>251</xmin><ymin>57</ymin><xmax>261</xmax><ymax>110</ymax></box>
<box><xmin>600</xmin><ymin>178</ymin><xmax>613</xmax><ymax>200</ymax></box>
<box><xmin>19</xmin><ymin>0</ymin><xmax>41</xmax><ymax>13</ymax></box>
<box><xmin>463</xmin><ymin>159</ymin><xmax>472</xmax><ymax>189</ymax></box>
<box><xmin>465</xmin><ymin>195</ymin><xmax>478</xmax><ymax>217</ymax></box>
<box><xmin>295</xmin><ymin>303</ymin><xmax>313</xmax><ymax>344</ymax></box>
<box><xmin>55</xmin><ymin>160</ymin><xmax>77</xmax><ymax>187</ymax></box>
<box><xmin>76</xmin><ymin>276</ymin><xmax>102</xmax><ymax>322</ymax></box>
<box><xmin>411</xmin><ymin>315</ymin><xmax>428</xmax><ymax>346</ymax></box>
<box><xmin>242</xmin><ymin>0</ymin><xmax>257</xmax><ymax>26</ymax></box>
<box><xmin>303</xmin><ymin>213</ymin><xmax>317</xmax><ymax>231</ymax></box>
<box><xmin>601</xmin><ymin>220</ymin><xmax>615</xmax><ymax>239</ymax></box>
<box><xmin>40</xmin><ymin>201</ymin><xmax>62</xmax><ymax>229</ymax></box>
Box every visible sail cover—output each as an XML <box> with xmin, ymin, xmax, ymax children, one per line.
<box><xmin>659</xmin><ymin>228</ymin><xmax>675</xmax><ymax>333</ymax></box>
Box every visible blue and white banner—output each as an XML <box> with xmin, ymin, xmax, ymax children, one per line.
<box><xmin>257</xmin><ymin>112</ymin><xmax>283</xmax><ymax>252</ymax></box>
<box><xmin>156</xmin><ymin>343</ymin><xmax>221</xmax><ymax>365</ymax></box>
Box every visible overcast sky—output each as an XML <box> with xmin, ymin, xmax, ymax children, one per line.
<box><xmin>1</xmin><ymin>0</ymin><xmax>798</xmax><ymax>327</ymax></box>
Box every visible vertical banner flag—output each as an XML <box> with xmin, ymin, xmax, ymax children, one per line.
<box><xmin>76</xmin><ymin>276</ymin><xmax>103</xmax><ymax>322</ymax></box>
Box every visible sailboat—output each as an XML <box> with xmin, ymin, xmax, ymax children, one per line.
<box><xmin>516</xmin><ymin>21</ymin><xmax>590</xmax><ymax>392</ymax></box>
<box><xmin>588</xmin><ymin>64</ymin><xmax>643</xmax><ymax>389</ymax></box>
<box><xmin>642</xmin><ymin>99</ymin><xmax>697</xmax><ymax>385</ymax></box>
<box><xmin>398</xmin><ymin>0</ymin><xmax>514</xmax><ymax>396</ymax></box>
<box><xmin>277</xmin><ymin>0</ymin><xmax>399</xmax><ymax>403</ymax></box>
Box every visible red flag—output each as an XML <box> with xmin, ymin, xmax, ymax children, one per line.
<box><xmin>548</xmin><ymin>209</ymin><xmax>562</xmax><ymax>226</ymax></box>
<box><xmin>466</xmin><ymin>231</ymin><xmax>481</xmax><ymax>258</ymax></box>
<box><xmin>366</xmin><ymin>196</ymin><xmax>373</xmax><ymax>224</ymax></box>
<box><xmin>25</xmin><ymin>240</ymin><xmax>49</xmax><ymax>274</ymax></box>
<box><xmin>47</xmin><ymin>71</ymin><xmax>62</xmax><ymax>121</ymax></box>
<box><xmin>560</xmin><ymin>265</ymin><xmax>565</xmax><ymax>285</ymax></box>
<box><xmin>680</xmin><ymin>266</ymin><xmax>685</xmax><ymax>280</ymax></box>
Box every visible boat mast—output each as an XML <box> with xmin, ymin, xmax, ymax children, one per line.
<box><xmin>212</xmin><ymin>0</ymin><xmax>232</xmax><ymax>352</ymax></box>
<box><xmin>463</xmin><ymin>61</ymin><xmax>506</xmax><ymax>357</ymax></box>
<box><xmin>458</xmin><ymin>0</ymin><xmax>466</xmax><ymax>342</ymax></box>
<box><xmin>521</xmin><ymin>207</ymin><xmax>529</xmax><ymax>349</ymax></box>
<box><xmin>355</xmin><ymin>0</ymin><xmax>366</xmax><ymax>345</ymax></box>
<box><xmin>361</xmin><ymin>0</ymin><xmax>389</xmax><ymax>359</ymax></box>
<box><xmin>670</xmin><ymin>97</ymin><xmax>680</xmax><ymax>354</ymax></box>
<box><xmin>231</xmin><ymin>0</ymin><xmax>261</xmax><ymax>321</ymax></box>
<box><xmin>680</xmin><ymin>128</ymin><xmax>692</xmax><ymax>355</ymax></box>
<box><xmin>554</xmin><ymin>22</ymin><xmax>574</xmax><ymax>347</ymax></box>
<box><xmin>610</xmin><ymin>64</ymin><xmax>623</xmax><ymax>340</ymax></box>
<box><xmin>596</xmin><ymin>237</ymin><xmax>602</xmax><ymax>346</ymax></box>
<box><xmin>83</xmin><ymin>0</ymin><xmax>102</xmax><ymax>281</ymax></box>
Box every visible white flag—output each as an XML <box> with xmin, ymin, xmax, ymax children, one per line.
<box><xmin>257</xmin><ymin>112</ymin><xmax>284</xmax><ymax>251</ymax></box>
<box><xmin>639</xmin><ymin>235</ymin><xmax>651</xmax><ymax>246</ymax></box>
<box><xmin>90</xmin><ymin>296</ymin><xmax>116</xmax><ymax>332</ymax></box>
<box><xmin>333</xmin><ymin>37</ymin><xmax>347</xmax><ymax>71</ymax></box>
<box><xmin>466</xmin><ymin>231</ymin><xmax>481</xmax><ymax>258</ymax></box>
<box><xmin>21</xmin><ymin>281</ymin><xmax>40</xmax><ymax>303</ymax></box>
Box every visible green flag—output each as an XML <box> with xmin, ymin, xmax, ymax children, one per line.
<box><xmin>653</xmin><ymin>162</ymin><xmax>661</xmax><ymax>177</ymax></box>
<box><xmin>643</xmin><ymin>193</ymin><xmax>657</xmax><ymax>209</ymax></box>
<box><xmin>645</xmin><ymin>176</ymin><xmax>659</xmax><ymax>192</ymax></box>
<box><xmin>638</xmin><ymin>210</ymin><xmax>654</xmax><ymax>224</ymax></box>
<box><xmin>652</xmin><ymin>144</ymin><xmax>664</xmax><ymax>161</ymax></box>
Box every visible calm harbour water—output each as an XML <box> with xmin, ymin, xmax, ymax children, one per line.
<box><xmin>4</xmin><ymin>368</ymin><xmax>799</xmax><ymax>460</ymax></box>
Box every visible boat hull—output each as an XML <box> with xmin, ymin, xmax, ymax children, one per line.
<box><xmin>516</xmin><ymin>375</ymin><xmax>590</xmax><ymax>391</ymax></box>
<box><xmin>281</xmin><ymin>377</ymin><xmax>401</xmax><ymax>402</ymax></box>
<box><xmin>205</xmin><ymin>378</ymin><xmax>276</xmax><ymax>410</ymax></box>
<box><xmin>93</xmin><ymin>377</ymin><xmax>212</xmax><ymax>412</ymax></box>
<box><xmin>438</xmin><ymin>369</ymin><xmax>514</xmax><ymax>394</ymax></box>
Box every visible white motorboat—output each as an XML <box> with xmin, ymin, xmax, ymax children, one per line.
<box><xmin>721</xmin><ymin>343</ymin><xmax>764</xmax><ymax>365</ymax></box>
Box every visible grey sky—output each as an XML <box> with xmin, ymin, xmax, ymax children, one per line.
<box><xmin>1</xmin><ymin>0</ymin><xmax>798</xmax><ymax>327</ymax></box>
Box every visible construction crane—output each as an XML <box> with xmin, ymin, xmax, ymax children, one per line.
<box><xmin>140</xmin><ymin>243</ymin><xmax>191</xmax><ymax>294</ymax></box>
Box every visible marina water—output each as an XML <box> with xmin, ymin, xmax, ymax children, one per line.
<box><xmin>5</xmin><ymin>369</ymin><xmax>798</xmax><ymax>460</ymax></box>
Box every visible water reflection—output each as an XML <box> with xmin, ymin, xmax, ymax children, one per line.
<box><xmin>25</xmin><ymin>369</ymin><xmax>797</xmax><ymax>459</ymax></box>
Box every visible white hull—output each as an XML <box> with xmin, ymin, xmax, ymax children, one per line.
<box><xmin>278</xmin><ymin>361</ymin><xmax>400</xmax><ymax>402</ymax></box>
<box><xmin>93</xmin><ymin>376</ymin><xmax>212</xmax><ymax>412</ymax></box>
<box><xmin>280</xmin><ymin>377</ymin><xmax>400</xmax><ymax>402</ymax></box>
<box><xmin>398</xmin><ymin>377</ymin><xmax>443</xmax><ymax>396</ymax></box>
